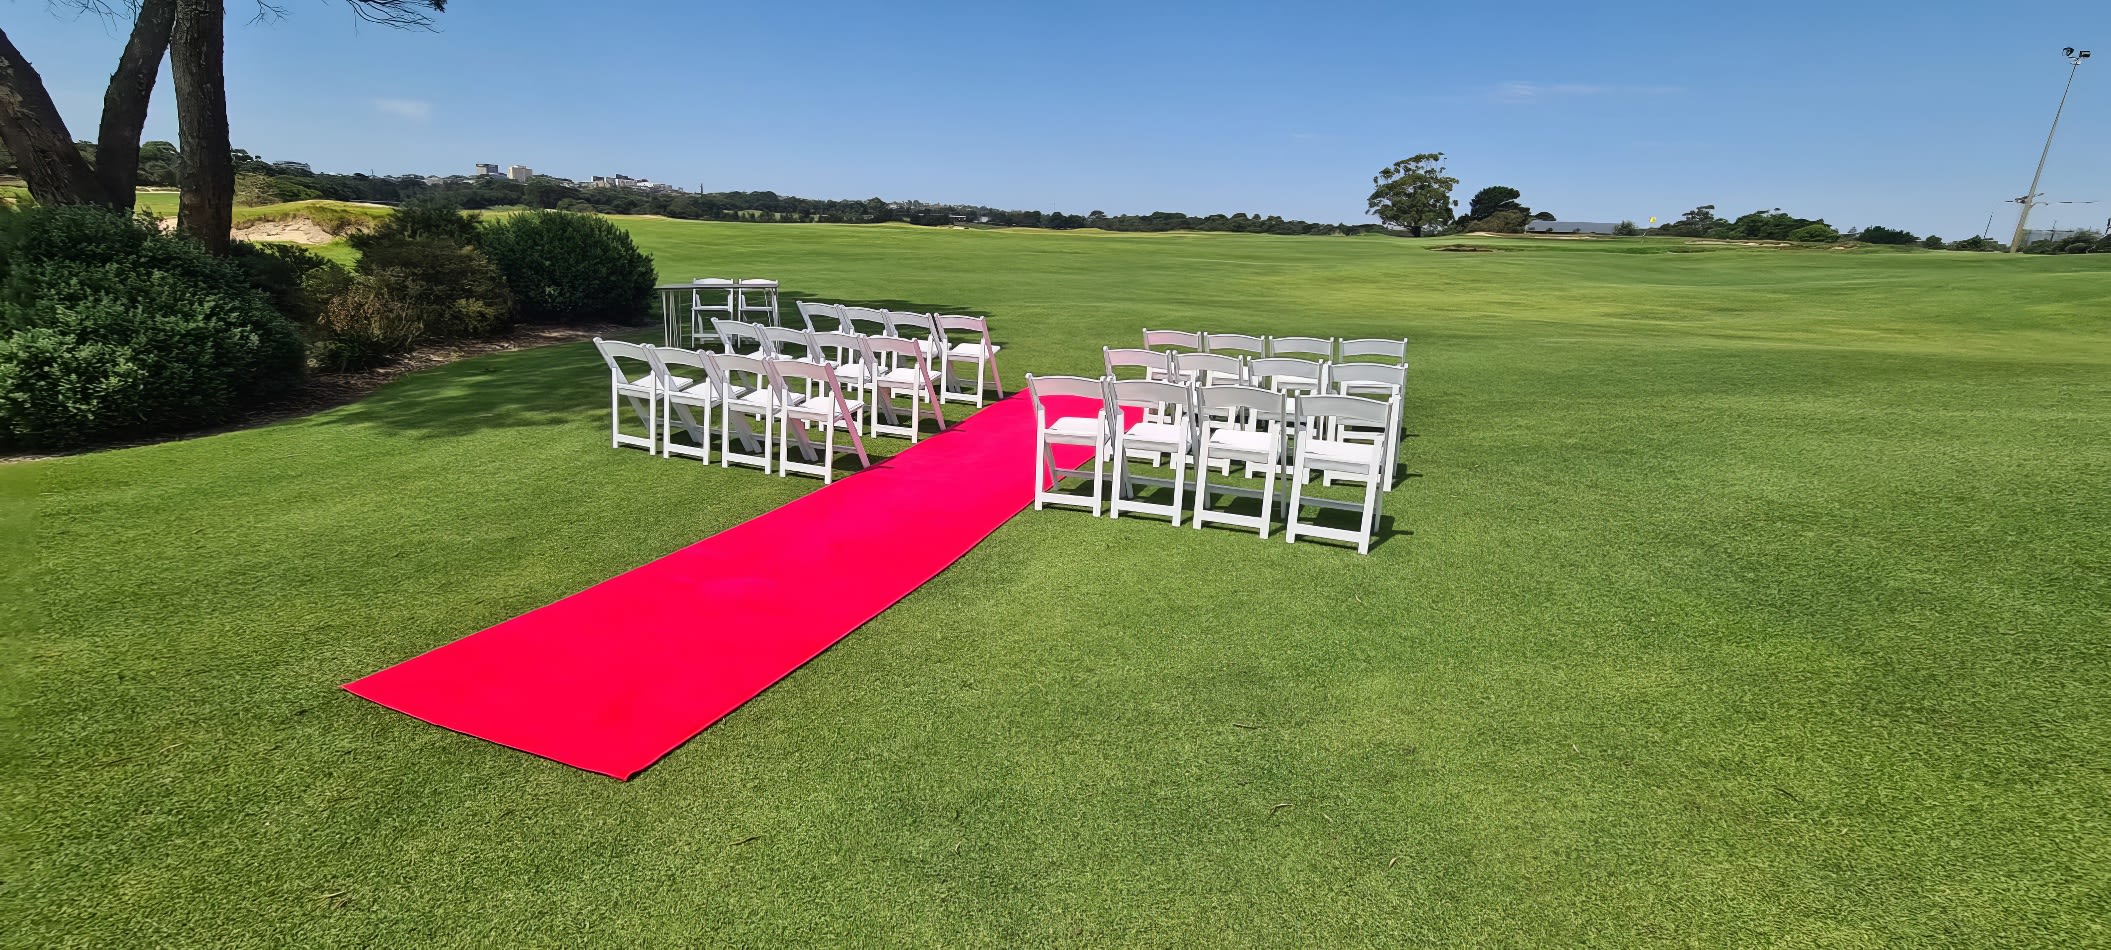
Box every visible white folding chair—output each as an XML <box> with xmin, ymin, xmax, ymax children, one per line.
<box><xmin>794</xmin><ymin>300</ymin><xmax>843</xmax><ymax>334</ymax></box>
<box><xmin>1203</xmin><ymin>332</ymin><xmax>1266</xmax><ymax>360</ymax></box>
<box><xmin>708</xmin><ymin>351</ymin><xmax>797</xmax><ymax>473</ymax></box>
<box><xmin>767</xmin><ymin>358</ymin><xmax>868</xmax><ymax>483</ymax></box>
<box><xmin>1249</xmin><ymin>356</ymin><xmax>1330</xmax><ymax>399</ymax></box>
<box><xmin>839</xmin><ymin>305</ymin><xmax>892</xmax><ymax>338</ymax></box>
<box><xmin>644</xmin><ymin>345</ymin><xmax>715</xmax><ymax>461</ymax></box>
<box><xmin>1107</xmin><ymin>378</ymin><xmax>1197</xmax><ymax>526</ymax></box>
<box><xmin>884</xmin><ymin>311</ymin><xmax>948</xmax><ymax>371</ymax></box>
<box><xmin>1026</xmin><ymin>374</ymin><xmax>1114</xmax><ymax>517</ymax></box>
<box><xmin>937</xmin><ymin>314</ymin><xmax>1005</xmax><ymax>406</ymax></box>
<box><xmin>1324</xmin><ymin>363</ymin><xmax>1406</xmax><ymax>491</ymax></box>
<box><xmin>1269</xmin><ymin>335</ymin><xmax>1336</xmax><ymax>362</ymax></box>
<box><xmin>1340</xmin><ymin>337</ymin><xmax>1409</xmax><ymax>364</ymax></box>
<box><xmin>819</xmin><ymin>331</ymin><xmax>882</xmax><ymax>412</ymax></box>
<box><xmin>1169</xmin><ymin>351</ymin><xmax>1245</xmax><ymax>387</ymax></box>
<box><xmin>592</xmin><ymin>337</ymin><xmax>662</xmax><ymax>452</ymax></box>
<box><xmin>712</xmin><ymin>319</ymin><xmax>770</xmax><ymax>356</ymax></box>
<box><xmin>866</xmin><ymin>336</ymin><xmax>947</xmax><ymax>442</ymax></box>
<box><xmin>1192</xmin><ymin>385</ymin><xmax>1288</xmax><ymax>538</ymax></box>
<box><xmin>1103</xmin><ymin>346</ymin><xmax>1173</xmax><ymax>382</ymax></box>
<box><xmin>1142</xmin><ymin>328</ymin><xmax>1203</xmax><ymax>353</ymax></box>
<box><xmin>1284</xmin><ymin>394</ymin><xmax>1390</xmax><ymax>555</ymax></box>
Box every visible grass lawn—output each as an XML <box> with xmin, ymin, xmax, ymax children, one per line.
<box><xmin>7</xmin><ymin>223</ymin><xmax>2109</xmax><ymax>946</ymax></box>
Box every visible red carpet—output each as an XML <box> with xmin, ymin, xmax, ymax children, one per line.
<box><xmin>346</xmin><ymin>393</ymin><xmax>1105</xmax><ymax>780</ymax></box>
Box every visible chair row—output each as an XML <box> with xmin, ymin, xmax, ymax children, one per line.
<box><xmin>1141</xmin><ymin>330</ymin><xmax>1408</xmax><ymax>364</ymax></box>
<box><xmin>1025</xmin><ymin>374</ymin><xmax>1400</xmax><ymax>555</ymax></box>
<box><xmin>594</xmin><ymin>335</ymin><xmax>957</xmax><ymax>484</ymax></box>
<box><xmin>688</xmin><ymin>305</ymin><xmax>1005</xmax><ymax>408</ymax></box>
<box><xmin>1103</xmin><ymin>347</ymin><xmax>1406</xmax><ymax>409</ymax></box>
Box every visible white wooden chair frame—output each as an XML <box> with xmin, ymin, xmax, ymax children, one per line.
<box><xmin>1324</xmin><ymin>362</ymin><xmax>1406</xmax><ymax>491</ymax></box>
<box><xmin>866</xmin><ymin>336</ymin><xmax>947</xmax><ymax>442</ymax></box>
<box><xmin>709</xmin><ymin>351</ymin><xmax>796</xmax><ymax>473</ymax></box>
<box><xmin>1269</xmin><ymin>335</ymin><xmax>1336</xmax><ymax>362</ymax></box>
<box><xmin>645</xmin><ymin>345</ymin><xmax>717</xmax><ymax>462</ymax></box>
<box><xmin>1284</xmin><ymin>394</ymin><xmax>1390</xmax><ymax>555</ymax></box>
<box><xmin>1203</xmin><ymin>332</ymin><xmax>1266</xmax><ymax>361</ymax></box>
<box><xmin>1339</xmin><ymin>337</ymin><xmax>1409</xmax><ymax>364</ymax></box>
<box><xmin>593</xmin><ymin>337</ymin><xmax>662</xmax><ymax>453</ymax></box>
<box><xmin>938</xmin><ymin>314</ymin><xmax>1005</xmax><ymax>406</ymax></box>
<box><xmin>1192</xmin><ymin>385</ymin><xmax>1287</xmax><ymax>538</ymax></box>
<box><xmin>688</xmin><ymin>278</ymin><xmax>737</xmax><ymax>349</ymax></box>
<box><xmin>766</xmin><ymin>358</ymin><xmax>868</xmax><ymax>483</ymax></box>
<box><xmin>1027</xmin><ymin>374</ymin><xmax>1114</xmax><ymax>517</ymax></box>
<box><xmin>1142</xmin><ymin>328</ymin><xmax>1203</xmax><ymax>353</ymax></box>
<box><xmin>1107</xmin><ymin>378</ymin><xmax>1197</xmax><ymax>526</ymax></box>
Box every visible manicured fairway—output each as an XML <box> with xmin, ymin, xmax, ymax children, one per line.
<box><xmin>7</xmin><ymin>223</ymin><xmax>2108</xmax><ymax>946</ymax></box>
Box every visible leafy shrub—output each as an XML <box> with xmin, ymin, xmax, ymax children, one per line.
<box><xmin>1612</xmin><ymin>220</ymin><xmax>1639</xmax><ymax>236</ymax></box>
<box><xmin>311</xmin><ymin>273</ymin><xmax>430</xmax><ymax>370</ymax></box>
<box><xmin>0</xmin><ymin>206</ymin><xmax>304</xmax><ymax>450</ymax></box>
<box><xmin>348</xmin><ymin>198</ymin><xmax>482</xmax><ymax>250</ymax></box>
<box><xmin>477</xmin><ymin>210</ymin><xmax>656</xmax><ymax>324</ymax></box>
<box><xmin>1949</xmin><ymin>236</ymin><xmax>2001</xmax><ymax>252</ymax></box>
<box><xmin>229</xmin><ymin>241</ymin><xmax>347</xmax><ymax>325</ymax></box>
<box><xmin>353</xmin><ymin>238</ymin><xmax>512</xmax><ymax>341</ymax></box>
<box><xmin>1921</xmin><ymin>235</ymin><xmax>1945</xmax><ymax>249</ymax></box>
<box><xmin>1789</xmin><ymin>223</ymin><xmax>1840</xmax><ymax>243</ymax></box>
<box><xmin>1857</xmin><ymin>225</ymin><xmax>1918</xmax><ymax>246</ymax></box>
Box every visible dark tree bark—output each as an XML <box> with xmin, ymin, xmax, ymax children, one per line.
<box><xmin>171</xmin><ymin>0</ymin><xmax>232</xmax><ymax>254</ymax></box>
<box><xmin>94</xmin><ymin>0</ymin><xmax>179</xmax><ymax>211</ymax></box>
<box><xmin>0</xmin><ymin>28</ymin><xmax>112</xmax><ymax>207</ymax></box>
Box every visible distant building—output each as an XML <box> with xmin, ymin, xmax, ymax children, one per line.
<box><xmin>507</xmin><ymin>164</ymin><xmax>532</xmax><ymax>182</ymax></box>
<box><xmin>585</xmin><ymin>174</ymin><xmax>679</xmax><ymax>193</ymax></box>
<box><xmin>1525</xmin><ymin>221</ymin><xmax>1622</xmax><ymax>235</ymax></box>
<box><xmin>473</xmin><ymin>163</ymin><xmax>500</xmax><ymax>177</ymax></box>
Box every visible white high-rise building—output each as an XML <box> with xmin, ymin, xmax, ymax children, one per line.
<box><xmin>473</xmin><ymin>163</ymin><xmax>500</xmax><ymax>177</ymax></box>
<box><xmin>507</xmin><ymin>165</ymin><xmax>532</xmax><ymax>182</ymax></box>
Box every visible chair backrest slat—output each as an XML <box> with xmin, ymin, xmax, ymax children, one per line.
<box><xmin>1294</xmin><ymin>393</ymin><xmax>1390</xmax><ymax>427</ymax></box>
<box><xmin>1204</xmin><ymin>333</ymin><xmax>1265</xmax><ymax>357</ymax></box>
<box><xmin>1103</xmin><ymin>346</ymin><xmax>1171</xmax><ymax>379</ymax></box>
<box><xmin>1142</xmin><ymin>328</ymin><xmax>1203</xmax><ymax>351</ymax></box>
<box><xmin>1270</xmin><ymin>336</ymin><xmax>1335</xmax><ymax>360</ymax></box>
<box><xmin>1339</xmin><ymin>337</ymin><xmax>1409</xmax><ymax>363</ymax></box>
<box><xmin>1171</xmin><ymin>351</ymin><xmax>1245</xmax><ymax>384</ymax></box>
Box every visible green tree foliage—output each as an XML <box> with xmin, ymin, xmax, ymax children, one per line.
<box><xmin>2021</xmin><ymin>230</ymin><xmax>2109</xmax><ymax>254</ymax></box>
<box><xmin>0</xmin><ymin>205</ymin><xmax>304</xmax><ymax>449</ymax></box>
<box><xmin>1857</xmin><ymin>226</ymin><xmax>1918</xmax><ymax>246</ymax></box>
<box><xmin>1922</xmin><ymin>235</ymin><xmax>1945</xmax><ymax>249</ymax></box>
<box><xmin>1465</xmin><ymin>186</ymin><xmax>1527</xmax><ymax>223</ymax></box>
<box><xmin>1948</xmin><ymin>235</ymin><xmax>2002</xmax><ymax>252</ymax></box>
<box><xmin>1789</xmin><ymin>223</ymin><xmax>1841</xmax><ymax>243</ymax></box>
<box><xmin>477</xmin><ymin>211</ymin><xmax>656</xmax><ymax>325</ymax></box>
<box><xmin>1655</xmin><ymin>205</ymin><xmax>1719</xmax><ymax>237</ymax></box>
<box><xmin>348</xmin><ymin>197</ymin><xmax>483</xmax><ymax>249</ymax></box>
<box><xmin>1366</xmin><ymin>153</ymin><xmax>1459</xmax><ymax>237</ymax></box>
<box><xmin>1612</xmin><ymin>220</ymin><xmax>1639</xmax><ymax>236</ymax></box>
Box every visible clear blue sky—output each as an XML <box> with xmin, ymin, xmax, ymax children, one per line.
<box><xmin>11</xmin><ymin>0</ymin><xmax>2109</xmax><ymax>238</ymax></box>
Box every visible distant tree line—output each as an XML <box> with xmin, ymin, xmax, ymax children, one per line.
<box><xmin>99</xmin><ymin>148</ymin><xmax>1383</xmax><ymax>236</ymax></box>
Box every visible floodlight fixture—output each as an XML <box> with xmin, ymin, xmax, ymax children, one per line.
<box><xmin>2011</xmin><ymin>48</ymin><xmax>2092</xmax><ymax>250</ymax></box>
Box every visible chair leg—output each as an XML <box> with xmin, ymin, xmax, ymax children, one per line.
<box><xmin>1034</xmin><ymin>434</ymin><xmax>1048</xmax><ymax>511</ymax></box>
<box><xmin>1170</xmin><ymin>449</ymin><xmax>1187</xmax><ymax>528</ymax></box>
<box><xmin>989</xmin><ymin>351</ymin><xmax>1005</xmax><ymax>398</ymax></box>
<box><xmin>1090</xmin><ymin>440</ymin><xmax>1104</xmax><ymax>517</ymax></box>
<box><xmin>1282</xmin><ymin>459</ymin><xmax>1302</xmax><ymax>544</ymax></box>
<box><xmin>821</xmin><ymin>419</ymin><xmax>836</xmax><ymax>484</ymax></box>
<box><xmin>1192</xmin><ymin>445</ymin><xmax>1212</xmax><ymax>529</ymax></box>
<box><xmin>846</xmin><ymin>410</ymin><xmax>869</xmax><ymax>468</ymax></box>
<box><xmin>1358</xmin><ymin>472</ymin><xmax>1381</xmax><ymax>555</ymax></box>
<box><xmin>1261</xmin><ymin>460</ymin><xmax>1279</xmax><ymax>541</ymax></box>
<box><xmin>609</xmin><ymin>388</ymin><xmax>620</xmax><ymax>449</ymax></box>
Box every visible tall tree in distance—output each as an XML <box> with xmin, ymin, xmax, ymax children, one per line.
<box><xmin>1465</xmin><ymin>185</ymin><xmax>1527</xmax><ymax>223</ymax></box>
<box><xmin>1366</xmin><ymin>153</ymin><xmax>1458</xmax><ymax>237</ymax></box>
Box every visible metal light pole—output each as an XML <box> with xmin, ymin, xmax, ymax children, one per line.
<box><xmin>2010</xmin><ymin>47</ymin><xmax>2092</xmax><ymax>252</ymax></box>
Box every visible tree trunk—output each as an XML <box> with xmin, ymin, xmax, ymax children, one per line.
<box><xmin>0</xmin><ymin>27</ymin><xmax>111</xmax><ymax>207</ymax></box>
<box><xmin>171</xmin><ymin>0</ymin><xmax>231</xmax><ymax>254</ymax></box>
<box><xmin>95</xmin><ymin>0</ymin><xmax>178</xmax><ymax>212</ymax></box>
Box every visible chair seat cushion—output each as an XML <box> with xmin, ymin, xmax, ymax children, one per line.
<box><xmin>949</xmin><ymin>342</ymin><xmax>1001</xmax><ymax>359</ymax></box>
<box><xmin>1044</xmin><ymin>416</ymin><xmax>1105</xmax><ymax>440</ymax></box>
<box><xmin>1123</xmin><ymin>421</ymin><xmax>1188</xmax><ymax>447</ymax></box>
<box><xmin>1300</xmin><ymin>438</ymin><xmax>1379</xmax><ymax>469</ymax></box>
<box><xmin>1208</xmin><ymin>429</ymin><xmax>1278</xmax><ymax>456</ymax></box>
